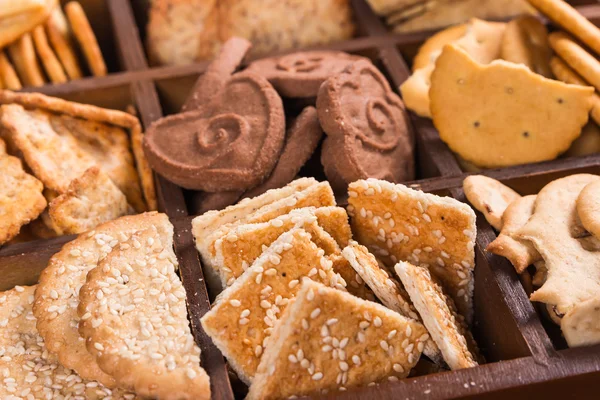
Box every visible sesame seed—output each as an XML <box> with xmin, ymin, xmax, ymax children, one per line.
<box><xmin>239</xmin><ymin>318</ymin><xmax>250</xmax><ymax>325</ymax></box>
<box><xmin>288</xmin><ymin>354</ymin><xmax>298</xmax><ymax>363</ymax></box>
<box><xmin>393</xmin><ymin>363</ymin><xmax>404</xmax><ymax>373</ymax></box>
<box><xmin>352</xmin><ymin>355</ymin><xmax>361</xmax><ymax>365</ymax></box>
<box><xmin>240</xmin><ymin>309</ymin><xmax>250</xmax><ymax>318</ymax></box>
<box><xmin>388</xmin><ymin>330</ymin><xmax>397</xmax><ymax>339</ymax></box>
<box><xmin>380</xmin><ymin>340</ymin><xmax>389</xmax><ymax>351</ymax></box>
<box><xmin>288</xmin><ymin>280</ymin><xmax>299</xmax><ymax>288</ymax></box>
<box><xmin>306</xmin><ymin>290</ymin><xmax>315</xmax><ymax>301</ymax></box>
<box><xmin>94</xmin><ymin>343</ymin><xmax>104</xmax><ymax>351</ymax></box>
<box><xmin>229</xmin><ymin>299</ymin><xmax>241</xmax><ymax>307</ymax></box>
<box><xmin>406</xmin><ymin>325</ymin><xmax>412</xmax><ymax>337</ymax></box>
<box><xmin>339</xmin><ymin>361</ymin><xmax>349</xmax><ymax>371</ymax></box>
<box><xmin>374</xmin><ymin>316</ymin><xmax>382</xmax><ymax>327</ymax></box>
<box><xmin>310</xmin><ymin>308</ymin><xmax>321</xmax><ymax>319</ymax></box>
<box><xmin>312</xmin><ymin>372</ymin><xmax>323</xmax><ymax>381</ymax></box>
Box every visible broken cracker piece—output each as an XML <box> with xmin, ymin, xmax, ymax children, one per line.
<box><xmin>463</xmin><ymin>175</ymin><xmax>521</xmax><ymax>230</ymax></box>
<box><xmin>395</xmin><ymin>261</ymin><xmax>479</xmax><ymax>370</ymax></box>
<box><xmin>561</xmin><ymin>295</ymin><xmax>600</xmax><ymax>348</ymax></box>
<box><xmin>348</xmin><ymin>178</ymin><xmax>477</xmax><ymax>324</ymax></box>
<box><xmin>247</xmin><ymin>279</ymin><xmax>428</xmax><ymax>399</ymax></box>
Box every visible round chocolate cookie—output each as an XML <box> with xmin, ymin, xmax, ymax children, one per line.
<box><xmin>144</xmin><ymin>72</ymin><xmax>286</xmax><ymax>192</ymax></box>
<box><xmin>245</xmin><ymin>50</ymin><xmax>370</xmax><ymax>98</ymax></box>
<box><xmin>317</xmin><ymin>60</ymin><xmax>415</xmax><ymax>192</ymax></box>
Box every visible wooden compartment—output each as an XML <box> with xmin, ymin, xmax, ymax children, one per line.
<box><xmin>1</xmin><ymin>0</ymin><xmax>600</xmax><ymax>399</ymax></box>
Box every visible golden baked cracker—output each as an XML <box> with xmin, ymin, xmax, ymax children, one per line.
<box><xmin>0</xmin><ymin>285</ymin><xmax>136</xmax><ymax>399</ymax></box>
<box><xmin>33</xmin><ymin>212</ymin><xmax>167</xmax><ymax>387</ymax></box>
<box><xmin>131</xmin><ymin>122</ymin><xmax>157</xmax><ymax>211</ymax></box>
<box><xmin>49</xmin><ymin>166</ymin><xmax>133</xmax><ymax>235</ymax></box>
<box><xmin>463</xmin><ymin>175</ymin><xmax>521</xmax><ymax>230</ymax></box>
<box><xmin>430</xmin><ymin>44</ymin><xmax>594</xmax><ymax>168</ymax></box>
<box><xmin>0</xmin><ymin>0</ymin><xmax>56</xmax><ymax>49</ymax></box>
<box><xmin>501</xmin><ymin>15</ymin><xmax>552</xmax><ymax>77</ymax></box>
<box><xmin>567</xmin><ymin>121</ymin><xmax>600</xmax><ymax>158</ymax></box>
<box><xmin>517</xmin><ymin>174</ymin><xmax>600</xmax><ymax>315</ymax></box>
<box><xmin>549</xmin><ymin>31</ymin><xmax>600</xmax><ymax>93</ymax></box>
<box><xmin>395</xmin><ymin>261</ymin><xmax>480</xmax><ymax>370</ymax></box>
<box><xmin>348</xmin><ymin>178</ymin><xmax>477</xmax><ymax>324</ymax></box>
<box><xmin>328</xmin><ymin>253</ymin><xmax>376</xmax><ymax>301</ymax></box>
<box><xmin>413</xmin><ymin>24</ymin><xmax>468</xmax><ymax>71</ymax></box>
<box><xmin>78</xmin><ymin>223</ymin><xmax>211</xmax><ymax>399</ymax></box>
<box><xmin>527</xmin><ymin>0</ymin><xmax>600</xmax><ymax>56</ymax></box>
<box><xmin>33</xmin><ymin>24</ymin><xmax>68</xmax><ymax>84</ymax></box>
<box><xmin>342</xmin><ymin>241</ymin><xmax>442</xmax><ymax>363</ymax></box>
<box><xmin>46</xmin><ymin>6</ymin><xmax>84</xmax><ymax>80</ymax></box>
<box><xmin>400</xmin><ymin>64</ymin><xmax>434</xmax><ymax>118</ymax></box>
<box><xmin>0</xmin><ymin>137</ymin><xmax>46</xmax><ymax>245</ymax></box>
<box><xmin>577</xmin><ymin>180</ymin><xmax>600</xmax><ymax>241</ymax></box>
<box><xmin>65</xmin><ymin>1</ymin><xmax>107</xmax><ymax>77</ymax></box>
<box><xmin>550</xmin><ymin>56</ymin><xmax>600</xmax><ymax>127</ymax></box>
<box><xmin>8</xmin><ymin>32</ymin><xmax>46</xmax><ymax>87</ymax></box>
<box><xmin>0</xmin><ymin>51</ymin><xmax>21</xmax><ymax>90</ymax></box>
<box><xmin>201</xmin><ymin>228</ymin><xmax>347</xmax><ymax>384</ymax></box>
<box><xmin>487</xmin><ymin>195</ymin><xmax>541</xmax><ymax>273</ymax></box>
<box><xmin>561</xmin><ymin>295</ymin><xmax>600</xmax><ymax>347</ymax></box>
<box><xmin>247</xmin><ymin>280</ymin><xmax>428</xmax><ymax>399</ymax></box>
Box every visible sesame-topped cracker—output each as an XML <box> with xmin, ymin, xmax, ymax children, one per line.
<box><xmin>347</xmin><ymin>178</ymin><xmax>477</xmax><ymax>324</ymax></box>
<box><xmin>463</xmin><ymin>175</ymin><xmax>521</xmax><ymax>231</ymax></box>
<box><xmin>0</xmin><ymin>137</ymin><xmax>46</xmax><ymax>245</ymax></box>
<box><xmin>328</xmin><ymin>253</ymin><xmax>375</xmax><ymax>301</ymax></box>
<box><xmin>0</xmin><ymin>285</ymin><xmax>136</xmax><ymax>399</ymax></box>
<box><xmin>213</xmin><ymin>206</ymin><xmax>350</xmax><ymax>287</ymax></box>
<box><xmin>342</xmin><ymin>241</ymin><xmax>442</xmax><ymax>363</ymax></box>
<box><xmin>78</xmin><ymin>224</ymin><xmax>211</xmax><ymax>399</ymax></box>
<box><xmin>395</xmin><ymin>262</ymin><xmax>480</xmax><ymax>370</ymax></box>
<box><xmin>33</xmin><ymin>212</ymin><xmax>168</xmax><ymax>387</ymax></box>
<box><xmin>48</xmin><ymin>166</ymin><xmax>133</xmax><ymax>235</ymax></box>
<box><xmin>201</xmin><ymin>228</ymin><xmax>347</xmax><ymax>384</ymax></box>
<box><xmin>247</xmin><ymin>279</ymin><xmax>427</xmax><ymax>399</ymax></box>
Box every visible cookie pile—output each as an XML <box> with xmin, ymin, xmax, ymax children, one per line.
<box><xmin>0</xmin><ymin>1</ymin><xmax>107</xmax><ymax>89</ymax></box>
<box><xmin>464</xmin><ymin>174</ymin><xmax>600</xmax><ymax>348</ymax></box>
<box><xmin>1</xmin><ymin>212</ymin><xmax>211</xmax><ymax>399</ymax></box>
<box><xmin>0</xmin><ymin>90</ymin><xmax>156</xmax><ymax>246</ymax></box>
<box><xmin>192</xmin><ymin>177</ymin><xmax>481</xmax><ymax>398</ymax></box>
<box><xmin>144</xmin><ymin>37</ymin><xmax>415</xmax><ymax>212</ymax></box>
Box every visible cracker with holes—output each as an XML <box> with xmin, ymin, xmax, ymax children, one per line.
<box><xmin>0</xmin><ymin>137</ymin><xmax>46</xmax><ymax>245</ymax></box>
<box><xmin>201</xmin><ymin>228</ymin><xmax>347</xmax><ymax>383</ymax></box>
<box><xmin>487</xmin><ymin>195</ymin><xmax>542</xmax><ymax>273</ymax></box>
<box><xmin>348</xmin><ymin>178</ymin><xmax>477</xmax><ymax>323</ymax></box>
<box><xmin>395</xmin><ymin>262</ymin><xmax>480</xmax><ymax>370</ymax></box>
<box><xmin>517</xmin><ymin>174</ymin><xmax>600</xmax><ymax>316</ymax></box>
<box><xmin>501</xmin><ymin>15</ymin><xmax>552</xmax><ymax>78</ymax></box>
<box><xmin>34</xmin><ymin>212</ymin><xmax>167</xmax><ymax>387</ymax></box>
<box><xmin>78</xmin><ymin>223</ymin><xmax>211</xmax><ymax>399</ymax></box>
<box><xmin>430</xmin><ymin>44</ymin><xmax>594</xmax><ymax>168</ymax></box>
<box><xmin>577</xmin><ymin>180</ymin><xmax>600</xmax><ymax>241</ymax></box>
<box><xmin>342</xmin><ymin>241</ymin><xmax>442</xmax><ymax>363</ymax></box>
<box><xmin>48</xmin><ymin>166</ymin><xmax>133</xmax><ymax>235</ymax></box>
<box><xmin>0</xmin><ymin>285</ymin><xmax>136</xmax><ymax>399</ymax></box>
<box><xmin>561</xmin><ymin>295</ymin><xmax>600</xmax><ymax>347</ymax></box>
<box><xmin>463</xmin><ymin>175</ymin><xmax>521</xmax><ymax>230</ymax></box>
<box><xmin>247</xmin><ymin>279</ymin><xmax>428</xmax><ymax>399</ymax></box>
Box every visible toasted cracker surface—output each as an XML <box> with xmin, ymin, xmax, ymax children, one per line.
<box><xmin>463</xmin><ymin>175</ymin><xmax>521</xmax><ymax>230</ymax></box>
<box><xmin>247</xmin><ymin>279</ymin><xmax>427</xmax><ymax>399</ymax></box>
<box><xmin>395</xmin><ymin>262</ymin><xmax>479</xmax><ymax>370</ymax></box>
<box><xmin>65</xmin><ymin>1</ymin><xmax>107</xmax><ymax>77</ymax></box>
<box><xmin>348</xmin><ymin>178</ymin><xmax>477</xmax><ymax>323</ymax></box>
<box><xmin>561</xmin><ymin>295</ymin><xmax>600</xmax><ymax>347</ymax></box>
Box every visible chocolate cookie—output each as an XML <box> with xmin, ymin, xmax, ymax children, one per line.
<box><xmin>144</xmin><ymin>72</ymin><xmax>286</xmax><ymax>192</ymax></box>
<box><xmin>183</xmin><ymin>37</ymin><xmax>251</xmax><ymax>111</ymax></box>
<box><xmin>245</xmin><ymin>51</ymin><xmax>369</xmax><ymax>98</ymax></box>
<box><xmin>317</xmin><ymin>60</ymin><xmax>414</xmax><ymax>192</ymax></box>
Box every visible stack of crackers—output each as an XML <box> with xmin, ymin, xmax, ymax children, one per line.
<box><xmin>0</xmin><ymin>1</ymin><xmax>107</xmax><ymax>89</ymax></box>
<box><xmin>0</xmin><ymin>90</ymin><xmax>156</xmax><ymax>246</ymax></box>
<box><xmin>193</xmin><ymin>177</ymin><xmax>482</xmax><ymax>398</ymax></box>
<box><xmin>0</xmin><ymin>212</ymin><xmax>211</xmax><ymax>399</ymax></box>
<box><xmin>464</xmin><ymin>173</ymin><xmax>600</xmax><ymax>348</ymax></box>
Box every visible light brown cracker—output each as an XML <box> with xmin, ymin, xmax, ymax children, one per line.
<box><xmin>549</xmin><ymin>31</ymin><xmax>600</xmax><ymax>93</ymax></box>
<box><xmin>577</xmin><ymin>180</ymin><xmax>600</xmax><ymax>241</ymax></box>
<box><xmin>413</xmin><ymin>23</ymin><xmax>468</xmax><ymax>71</ymax></box>
<box><xmin>8</xmin><ymin>33</ymin><xmax>46</xmax><ymax>87</ymax></box>
<box><xmin>561</xmin><ymin>295</ymin><xmax>600</xmax><ymax>347</ymax></box>
<box><xmin>347</xmin><ymin>178</ymin><xmax>477</xmax><ymax>324</ymax></box>
<box><xmin>247</xmin><ymin>279</ymin><xmax>428</xmax><ymax>399</ymax></box>
<box><xmin>46</xmin><ymin>6</ymin><xmax>83</xmax><ymax>80</ymax></box>
<box><xmin>0</xmin><ymin>0</ymin><xmax>56</xmax><ymax>49</ymax></box>
<box><xmin>33</xmin><ymin>24</ymin><xmax>68</xmax><ymax>84</ymax></box>
<box><xmin>65</xmin><ymin>1</ymin><xmax>107</xmax><ymax>77</ymax></box>
<box><xmin>0</xmin><ymin>51</ymin><xmax>21</xmax><ymax>90</ymax></box>
<box><xmin>501</xmin><ymin>15</ymin><xmax>552</xmax><ymax>77</ymax></box>
<box><xmin>463</xmin><ymin>175</ymin><xmax>521</xmax><ymax>230</ymax></box>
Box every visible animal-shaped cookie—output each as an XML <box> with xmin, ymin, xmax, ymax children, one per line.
<box><xmin>144</xmin><ymin>72</ymin><xmax>285</xmax><ymax>191</ymax></box>
<box><xmin>317</xmin><ymin>60</ymin><xmax>414</xmax><ymax>192</ymax></box>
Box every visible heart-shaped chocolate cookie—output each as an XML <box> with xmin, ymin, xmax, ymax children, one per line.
<box><xmin>144</xmin><ymin>72</ymin><xmax>285</xmax><ymax>191</ymax></box>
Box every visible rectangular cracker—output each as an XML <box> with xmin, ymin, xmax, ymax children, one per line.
<box><xmin>247</xmin><ymin>279</ymin><xmax>428</xmax><ymax>399</ymax></box>
<box><xmin>395</xmin><ymin>261</ymin><xmax>479</xmax><ymax>370</ymax></box>
<box><xmin>348</xmin><ymin>178</ymin><xmax>477</xmax><ymax>324</ymax></box>
<box><xmin>200</xmin><ymin>228</ymin><xmax>347</xmax><ymax>384</ymax></box>
<box><xmin>48</xmin><ymin>166</ymin><xmax>133</xmax><ymax>235</ymax></box>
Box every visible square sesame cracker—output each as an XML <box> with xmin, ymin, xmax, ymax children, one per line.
<box><xmin>395</xmin><ymin>261</ymin><xmax>480</xmax><ymax>370</ymax></box>
<box><xmin>247</xmin><ymin>280</ymin><xmax>428</xmax><ymax>399</ymax></box>
<box><xmin>347</xmin><ymin>178</ymin><xmax>476</xmax><ymax>324</ymax></box>
<box><xmin>200</xmin><ymin>228</ymin><xmax>347</xmax><ymax>384</ymax></box>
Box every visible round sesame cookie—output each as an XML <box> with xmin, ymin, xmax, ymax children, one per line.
<box><xmin>33</xmin><ymin>212</ymin><xmax>168</xmax><ymax>387</ymax></box>
<box><xmin>0</xmin><ymin>285</ymin><xmax>135</xmax><ymax>399</ymax></box>
<box><xmin>78</xmin><ymin>224</ymin><xmax>211</xmax><ymax>399</ymax></box>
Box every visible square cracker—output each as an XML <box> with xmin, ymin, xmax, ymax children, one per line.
<box><xmin>48</xmin><ymin>166</ymin><xmax>133</xmax><ymax>235</ymax></box>
<box><xmin>247</xmin><ymin>279</ymin><xmax>428</xmax><ymax>399</ymax></box>
<box><xmin>0</xmin><ymin>90</ymin><xmax>156</xmax><ymax>211</ymax></box>
<box><xmin>348</xmin><ymin>178</ymin><xmax>477</xmax><ymax>324</ymax></box>
<box><xmin>0</xmin><ymin>137</ymin><xmax>46</xmax><ymax>244</ymax></box>
<box><xmin>395</xmin><ymin>261</ymin><xmax>480</xmax><ymax>370</ymax></box>
<box><xmin>201</xmin><ymin>228</ymin><xmax>347</xmax><ymax>384</ymax></box>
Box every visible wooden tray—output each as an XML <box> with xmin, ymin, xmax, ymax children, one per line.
<box><xmin>1</xmin><ymin>0</ymin><xmax>600</xmax><ymax>398</ymax></box>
